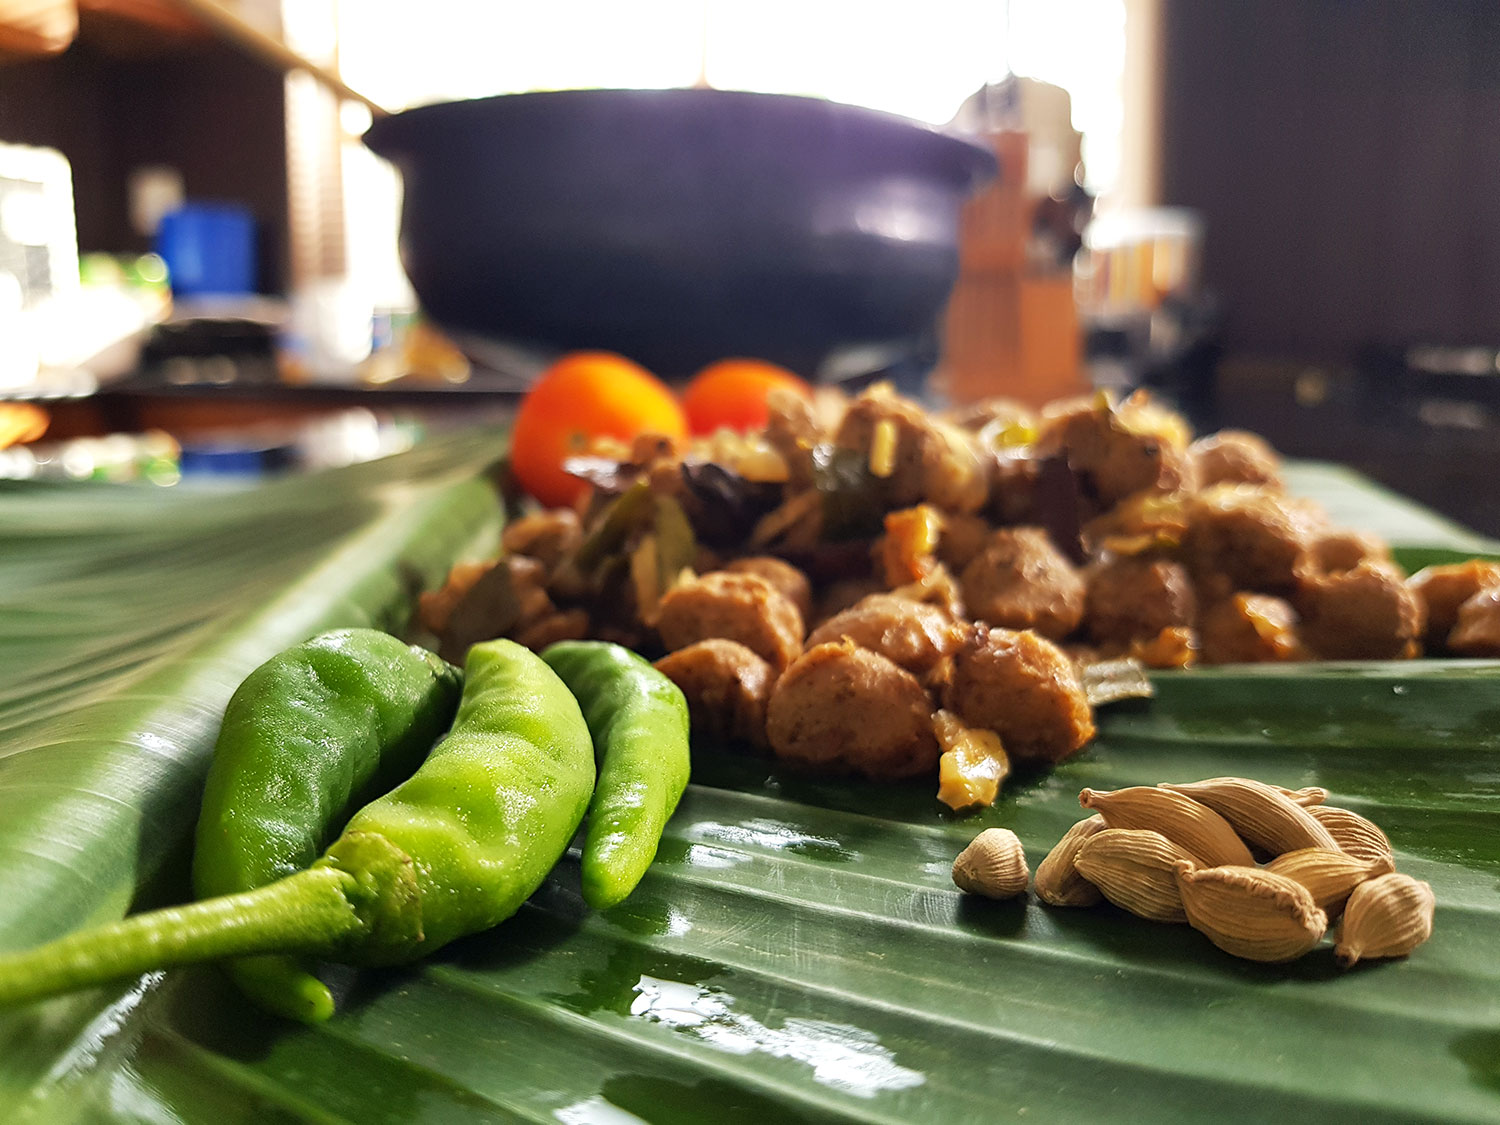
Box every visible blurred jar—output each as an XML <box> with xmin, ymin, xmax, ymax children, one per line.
<box><xmin>1075</xmin><ymin>208</ymin><xmax>1203</xmax><ymax>323</ymax></box>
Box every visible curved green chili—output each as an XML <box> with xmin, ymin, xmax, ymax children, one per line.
<box><xmin>541</xmin><ymin>640</ymin><xmax>692</xmax><ymax>910</ymax></box>
<box><xmin>0</xmin><ymin>639</ymin><xmax>594</xmax><ymax>1017</ymax></box>
<box><xmin>192</xmin><ymin>628</ymin><xmax>462</xmax><ymax>1023</ymax></box>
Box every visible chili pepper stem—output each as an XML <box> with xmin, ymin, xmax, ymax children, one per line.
<box><xmin>0</xmin><ymin>866</ymin><xmax>365</xmax><ymax>1009</ymax></box>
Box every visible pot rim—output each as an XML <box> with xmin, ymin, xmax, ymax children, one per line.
<box><xmin>363</xmin><ymin>86</ymin><xmax>996</xmax><ymax>190</ymax></box>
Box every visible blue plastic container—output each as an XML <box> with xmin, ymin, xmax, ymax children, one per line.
<box><xmin>155</xmin><ymin>204</ymin><xmax>256</xmax><ymax>296</ymax></box>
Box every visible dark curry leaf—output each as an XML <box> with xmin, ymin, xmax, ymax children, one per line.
<box><xmin>811</xmin><ymin>442</ymin><xmax>886</xmax><ymax>541</ymax></box>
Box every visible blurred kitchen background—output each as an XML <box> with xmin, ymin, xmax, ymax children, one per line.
<box><xmin>0</xmin><ymin>0</ymin><xmax>1497</xmax><ymax>537</ymax></box>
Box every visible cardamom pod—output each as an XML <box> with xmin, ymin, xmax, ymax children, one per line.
<box><xmin>1073</xmin><ymin>828</ymin><xmax>1198</xmax><ymax>923</ymax></box>
<box><xmin>1159</xmin><ymin>776</ymin><xmax>1340</xmax><ymax>857</ymax></box>
<box><xmin>1034</xmin><ymin>815</ymin><xmax>1106</xmax><ymax>907</ymax></box>
<box><xmin>952</xmin><ymin>828</ymin><xmax>1029</xmax><ymax>900</ymax></box>
<box><xmin>1079</xmin><ymin>786</ymin><xmax>1255</xmax><ymax>868</ymax></box>
<box><xmin>1307</xmin><ymin>805</ymin><xmax>1396</xmax><ymax>868</ymax></box>
<box><xmin>1176</xmin><ymin>864</ymin><xmax>1328</xmax><ymax>962</ymax></box>
<box><xmin>1279</xmin><ymin>785</ymin><xmax>1329</xmax><ymax>807</ymax></box>
<box><xmin>1265</xmin><ymin>847</ymin><xmax>1393</xmax><ymax>917</ymax></box>
<box><xmin>1335</xmin><ymin>873</ymin><xmax>1435</xmax><ymax>967</ymax></box>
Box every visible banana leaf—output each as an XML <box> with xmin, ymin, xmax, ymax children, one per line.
<box><xmin>0</xmin><ymin>429</ymin><xmax>506</xmax><ymax>951</ymax></box>
<box><xmin>1</xmin><ymin>453</ymin><xmax>1498</xmax><ymax>1123</ymax></box>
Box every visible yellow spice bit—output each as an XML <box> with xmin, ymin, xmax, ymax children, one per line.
<box><xmin>1128</xmin><ymin>626</ymin><xmax>1198</xmax><ymax>669</ymax></box>
<box><xmin>893</xmin><ymin>504</ymin><xmax>941</xmax><ymax>558</ymax></box>
<box><xmin>869</xmin><ymin>418</ymin><xmax>898</xmax><ymax>479</ymax></box>
<box><xmin>733</xmin><ymin>444</ymin><xmax>791</xmax><ymax>484</ymax></box>
<box><xmin>979</xmin><ymin>416</ymin><xmax>1040</xmax><ymax>450</ymax></box>
<box><xmin>934</xmin><ymin>710</ymin><xmax>1010</xmax><ymax>811</ymax></box>
<box><xmin>1237</xmin><ymin>594</ymin><xmax>1302</xmax><ymax>658</ymax></box>
<box><xmin>999</xmin><ymin>420</ymin><xmax>1039</xmax><ymax>447</ymax></box>
<box><xmin>881</xmin><ymin>505</ymin><xmax>942</xmax><ymax>587</ymax></box>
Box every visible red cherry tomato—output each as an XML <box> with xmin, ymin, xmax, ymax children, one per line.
<box><xmin>510</xmin><ymin>351</ymin><xmax>687</xmax><ymax>507</ymax></box>
<box><xmin>681</xmin><ymin>359</ymin><xmax>812</xmax><ymax>436</ymax></box>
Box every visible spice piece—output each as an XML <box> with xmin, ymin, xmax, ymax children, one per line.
<box><xmin>869</xmin><ymin>418</ymin><xmax>898</xmax><ymax>478</ymax></box>
<box><xmin>1159</xmin><ymin>776</ymin><xmax>1340</xmax><ymax>856</ymax></box>
<box><xmin>1335</xmin><ymin>873</ymin><xmax>1435</xmax><ymax>967</ymax></box>
<box><xmin>1279</xmin><ymin>785</ymin><xmax>1329</xmax><ymax>807</ymax></box>
<box><xmin>934</xmin><ymin>710</ymin><xmax>1011</xmax><ymax>811</ymax></box>
<box><xmin>1030</xmin><ymin>779</ymin><xmax>1429</xmax><ymax>971</ymax></box>
<box><xmin>1034</xmin><ymin>815</ymin><xmax>1107</xmax><ymax>907</ymax></box>
<box><xmin>1307</xmin><ymin>805</ymin><xmax>1396</xmax><ymax>868</ymax></box>
<box><xmin>952</xmin><ymin>828</ymin><xmax>1030</xmax><ymax>900</ymax></box>
<box><xmin>1176</xmin><ymin>864</ymin><xmax>1328</xmax><ymax>962</ymax></box>
<box><xmin>1074</xmin><ymin>828</ymin><xmax>1198</xmax><ymax>923</ymax></box>
<box><xmin>1080</xmin><ymin>786</ymin><xmax>1255</xmax><ymax>868</ymax></box>
<box><xmin>1265</xmin><ymin>847</ymin><xmax>1393</xmax><ymax>917</ymax></box>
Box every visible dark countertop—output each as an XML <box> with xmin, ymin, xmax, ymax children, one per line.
<box><xmin>23</xmin><ymin>371</ymin><xmax>526</xmax><ymax>443</ymax></box>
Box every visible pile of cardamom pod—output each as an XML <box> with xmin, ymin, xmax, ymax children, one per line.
<box><xmin>950</xmin><ymin>776</ymin><xmax>1434</xmax><ymax>965</ymax></box>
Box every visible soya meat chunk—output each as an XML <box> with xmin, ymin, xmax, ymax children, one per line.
<box><xmin>655</xmin><ymin>639</ymin><xmax>774</xmax><ymax>748</ymax></box>
<box><xmin>1084</xmin><ymin>555</ymin><xmax>1196</xmax><ymax>650</ymax></box>
<box><xmin>766</xmin><ymin>641</ymin><xmax>939</xmax><ymax>780</ymax></box>
<box><xmin>1034</xmin><ymin>394</ymin><xmax>1193</xmax><ymax>511</ymax></box>
<box><xmin>1297</xmin><ymin>559</ymin><xmax>1424</xmax><ymax>661</ymax></box>
<box><xmin>941</xmin><ymin>626</ymin><xmax>1095</xmax><ymax>765</ymax></box>
<box><xmin>656</xmin><ymin>571</ymin><xmax>805</xmax><ymax>671</ymax></box>
<box><xmin>834</xmin><ymin>385</ymin><xmax>988</xmax><ymax>513</ymax></box>
<box><xmin>1449</xmin><ymin>587</ymin><xmax>1500</xmax><ymax>656</ymax></box>
<box><xmin>724</xmin><ymin>556</ymin><xmax>814</xmax><ymax>622</ymax></box>
<box><xmin>1183</xmin><ymin>486</ymin><xmax>1320</xmax><ymax>599</ymax></box>
<box><xmin>1303</xmin><ymin>528</ymin><xmax>1392</xmax><ymax>579</ymax></box>
<box><xmin>1189</xmin><ymin>429</ymin><xmax>1283</xmax><ymax>490</ymax></box>
<box><xmin>1407</xmin><ymin>560</ymin><xmax>1500</xmax><ymax>652</ymax></box>
<box><xmin>959</xmin><ymin>527</ymin><xmax>1085</xmax><ymax>641</ymax></box>
<box><xmin>1197</xmin><ymin>593</ymin><xmax>1306</xmax><ymax>664</ymax></box>
<box><xmin>805</xmin><ymin>593</ymin><xmax>967</xmax><ymax>676</ymax></box>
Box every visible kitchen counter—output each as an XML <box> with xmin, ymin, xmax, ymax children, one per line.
<box><xmin>26</xmin><ymin>370</ymin><xmax>525</xmax><ymax>443</ymax></box>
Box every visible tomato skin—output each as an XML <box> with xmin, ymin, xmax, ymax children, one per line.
<box><xmin>681</xmin><ymin>359</ymin><xmax>811</xmax><ymax>436</ymax></box>
<box><xmin>510</xmin><ymin>351</ymin><xmax>687</xmax><ymax>507</ymax></box>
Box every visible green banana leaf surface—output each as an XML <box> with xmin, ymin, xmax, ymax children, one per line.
<box><xmin>0</xmin><ymin>448</ymin><xmax>1498</xmax><ymax>1124</ymax></box>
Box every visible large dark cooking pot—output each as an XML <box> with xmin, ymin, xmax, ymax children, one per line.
<box><xmin>362</xmin><ymin>88</ymin><xmax>995</xmax><ymax>379</ymax></box>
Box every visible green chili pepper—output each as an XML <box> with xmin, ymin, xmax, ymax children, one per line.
<box><xmin>0</xmin><ymin>639</ymin><xmax>594</xmax><ymax>1018</ymax></box>
<box><xmin>192</xmin><ymin>628</ymin><xmax>462</xmax><ymax>1023</ymax></box>
<box><xmin>541</xmin><ymin>640</ymin><xmax>691</xmax><ymax>910</ymax></box>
